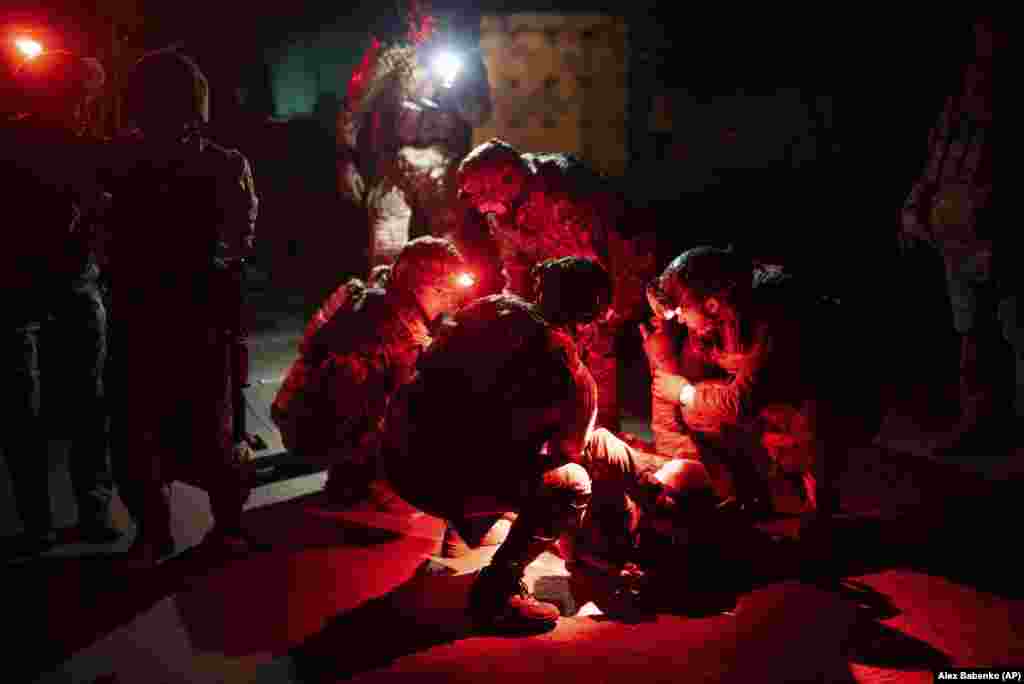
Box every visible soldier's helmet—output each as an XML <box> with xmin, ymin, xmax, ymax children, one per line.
<box><xmin>124</xmin><ymin>48</ymin><xmax>209</xmax><ymax>132</ymax></box>
<box><xmin>390</xmin><ymin>235</ymin><xmax>465</xmax><ymax>295</ymax></box>
<box><xmin>13</xmin><ymin>50</ymin><xmax>105</xmax><ymax>115</ymax></box>
<box><xmin>531</xmin><ymin>256</ymin><xmax>612</xmax><ymax>328</ymax></box>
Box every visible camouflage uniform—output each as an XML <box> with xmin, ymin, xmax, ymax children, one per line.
<box><xmin>272</xmin><ymin>235</ymin><xmax>464</xmax><ymax>500</ymax></box>
<box><xmin>338</xmin><ymin>33</ymin><xmax>493</xmax><ymax>278</ymax></box>
<box><xmin>649</xmin><ymin>266</ymin><xmax>882</xmax><ymax>519</ymax></box>
<box><xmin>271</xmin><ymin>279</ymin><xmax>432</xmax><ymax>495</ymax></box>
<box><xmin>384</xmin><ymin>295</ymin><xmax>594</xmax><ymax>594</ymax></box>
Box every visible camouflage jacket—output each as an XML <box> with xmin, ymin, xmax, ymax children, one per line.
<box><xmin>901</xmin><ymin>77</ymin><xmax>993</xmax><ymax>258</ymax></box>
<box><xmin>271</xmin><ymin>279</ymin><xmax>432</xmax><ymax>465</ymax></box>
<box><xmin>650</xmin><ymin>269</ymin><xmax>873</xmax><ymax>470</ymax></box>
<box><xmin>395</xmin><ymin>295</ymin><xmax>597</xmax><ymax>474</ymax></box>
<box><xmin>337</xmin><ymin>41</ymin><xmax>492</xmax><ymax>241</ymax></box>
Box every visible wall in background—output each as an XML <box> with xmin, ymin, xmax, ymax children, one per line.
<box><xmin>475</xmin><ymin>12</ymin><xmax>629</xmax><ymax>177</ymax></box>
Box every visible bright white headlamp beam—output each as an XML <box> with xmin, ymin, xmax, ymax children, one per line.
<box><xmin>431</xmin><ymin>50</ymin><xmax>462</xmax><ymax>88</ymax></box>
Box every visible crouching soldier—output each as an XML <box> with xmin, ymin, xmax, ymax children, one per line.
<box><xmin>384</xmin><ymin>257</ymin><xmax>687</xmax><ymax>632</ymax></box>
<box><xmin>642</xmin><ymin>247</ymin><xmax>885</xmax><ymax>541</ymax></box>
<box><xmin>272</xmin><ymin>236</ymin><xmax>469</xmax><ymax>504</ymax></box>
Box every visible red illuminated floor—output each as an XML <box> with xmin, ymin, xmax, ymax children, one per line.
<box><xmin>4</xmin><ymin>425</ymin><xmax>1022</xmax><ymax>683</ymax></box>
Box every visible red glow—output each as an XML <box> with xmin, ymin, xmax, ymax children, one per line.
<box><xmin>347</xmin><ymin>37</ymin><xmax>381</xmax><ymax>111</ymax></box>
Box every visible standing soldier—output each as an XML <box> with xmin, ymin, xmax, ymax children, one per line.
<box><xmin>2</xmin><ymin>50</ymin><xmax>118</xmax><ymax>557</ymax></box>
<box><xmin>338</xmin><ymin>1</ymin><xmax>496</xmax><ymax>291</ymax></box>
<box><xmin>899</xmin><ymin>16</ymin><xmax>1014</xmax><ymax>457</ymax></box>
<box><xmin>105</xmin><ymin>47</ymin><xmax>259</xmax><ymax>566</ymax></box>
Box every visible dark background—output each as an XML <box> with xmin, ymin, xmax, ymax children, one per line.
<box><xmin>4</xmin><ymin>2</ymin><xmax>974</xmax><ymax>382</ymax></box>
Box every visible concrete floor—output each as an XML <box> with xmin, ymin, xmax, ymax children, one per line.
<box><xmin>3</xmin><ymin>271</ymin><xmax>1023</xmax><ymax>683</ymax></box>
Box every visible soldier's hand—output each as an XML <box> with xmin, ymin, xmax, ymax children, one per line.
<box><xmin>639</xmin><ymin>318</ymin><xmax>675</xmax><ymax>371</ymax></box>
<box><xmin>233</xmin><ymin>441</ymin><xmax>255</xmax><ymax>467</ymax></box>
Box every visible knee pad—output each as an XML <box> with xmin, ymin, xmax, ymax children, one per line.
<box><xmin>535</xmin><ymin>463</ymin><xmax>592</xmax><ymax>539</ymax></box>
<box><xmin>651</xmin><ymin>459</ymin><xmax>717</xmax><ymax>522</ymax></box>
<box><xmin>542</xmin><ymin>462</ymin><xmax>592</xmax><ymax>499</ymax></box>
<box><xmin>653</xmin><ymin>459</ymin><xmax>711</xmax><ymax>494</ymax></box>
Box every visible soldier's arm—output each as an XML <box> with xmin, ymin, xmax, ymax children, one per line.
<box><xmin>676</xmin><ymin>327</ymin><xmax>769</xmax><ymax>431</ymax></box>
<box><xmin>547</xmin><ymin>339</ymin><xmax>597</xmax><ymax>466</ymax></box>
<box><xmin>337</xmin><ymin>108</ymin><xmax>365</xmax><ymax>204</ymax></box>
<box><xmin>650</xmin><ymin>392</ymin><xmax>698</xmax><ymax>458</ymax></box>
<box><xmin>218</xmin><ymin>150</ymin><xmax>258</xmax><ymax>259</ymax></box>
<box><xmin>900</xmin><ymin>96</ymin><xmax>954</xmax><ymax>245</ymax></box>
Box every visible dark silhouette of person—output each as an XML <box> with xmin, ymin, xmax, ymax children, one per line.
<box><xmin>1</xmin><ymin>50</ymin><xmax>118</xmax><ymax>557</ymax></box>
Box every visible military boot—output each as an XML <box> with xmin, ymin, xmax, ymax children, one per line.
<box><xmin>468</xmin><ymin>562</ymin><xmax>560</xmax><ymax>633</ymax></box>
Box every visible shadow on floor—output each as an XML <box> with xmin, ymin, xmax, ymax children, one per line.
<box><xmin>2</xmin><ymin>539</ymin><xmax>266</xmax><ymax>682</ymax></box>
<box><xmin>287</xmin><ymin>562</ymin><xmax>477</xmax><ymax>682</ymax></box>
<box><xmin>173</xmin><ymin>491</ymin><xmax>440</xmax><ymax>657</ymax></box>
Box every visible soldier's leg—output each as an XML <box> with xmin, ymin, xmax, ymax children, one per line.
<box><xmin>5</xmin><ymin>324</ymin><xmax>55</xmax><ymax>549</ymax></box>
<box><xmin>366</xmin><ymin>182</ymin><xmax>412</xmax><ymax>270</ymax></box>
<box><xmin>700</xmin><ymin>427</ymin><xmax>775</xmax><ymax>516</ymax></box>
<box><xmin>57</xmin><ymin>282</ymin><xmax>116</xmax><ymax>537</ymax></box>
<box><xmin>114</xmin><ymin>334</ymin><xmax>175</xmax><ymax>565</ymax></box>
<box><xmin>469</xmin><ymin>463</ymin><xmax>591</xmax><ymax>631</ymax></box>
<box><xmin>194</xmin><ymin>338</ymin><xmax>252</xmax><ymax>540</ymax></box>
<box><xmin>580</xmin><ymin>428</ymin><xmax>672</xmax><ymax>504</ymax></box>
<box><xmin>935</xmin><ymin>250</ymin><xmax>1011</xmax><ymax>454</ymax></box>
<box><xmin>579</xmin><ymin>429</ymin><xmax>718</xmax><ymax>564</ymax></box>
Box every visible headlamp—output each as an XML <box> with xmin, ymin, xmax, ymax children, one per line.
<box><xmin>15</xmin><ymin>37</ymin><xmax>43</xmax><ymax>60</ymax></box>
<box><xmin>431</xmin><ymin>50</ymin><xmax>462</xmax><ymax>89</ymax></box>
<box><xmin>456</xmin><ymin>272</ymin><xmax>475</xmax><ymax>288</ymax></box>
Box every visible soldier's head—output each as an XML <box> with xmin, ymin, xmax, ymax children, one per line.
<box><xmin>13</xmin><ymin>50</ymin><xmax>105</xmax><ymax>131</ymax></box>
<box><xmin>390</xmin><ymin>236</ymin><xmax>471</xmax><ymax>321</ymax></box>
<box><xmin>649</xmin><ymin>246</ymin><xmax>752</xmax><ymax>339</ymax></box>
<box><xmin>456</xmin><ymin>138</ymin><xmax>530</xmax><ymax>219</ymax></box>
<box><xmin>124</xmin><ymin>48</ymin><xmax>209</xmax><ymax>137</ymax></box>
<box><xmin>530</xmin><ymin>257</ymin><xmax>612</xmax><ymax>335</ymax></box>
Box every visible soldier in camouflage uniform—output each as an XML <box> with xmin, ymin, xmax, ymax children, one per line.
<box><xmin>2</xmin><ymin>50</ymin><xmax>117</xmax><ymax>557</ymax></box>
<box><xmin>272</xmin><ymin>236</ymin><xmax>469</xmax><ymax>504</ymax></box>
<box><xmin>337</xmin><ymin>1</ymin><xmax>496</xmax><ymax>292</ymax></box>
<box><xmin>455</xmin><ymin>138</ymin><xmax>659</xmax><ymax>432</ymax></box>
<box><xmin>642</xmin><ymin>247</ymin><xmax>884</xmax><ymax>540</ymax></box>
<box><xmin>105</xmin><ymin>48</ymin><xmax>259</xmax><ymax>566</ymax></box>
<box><xmin>899</xmin><ymin>16</ymin><xmax>1015</xmax><ymax>456</ymax></box>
